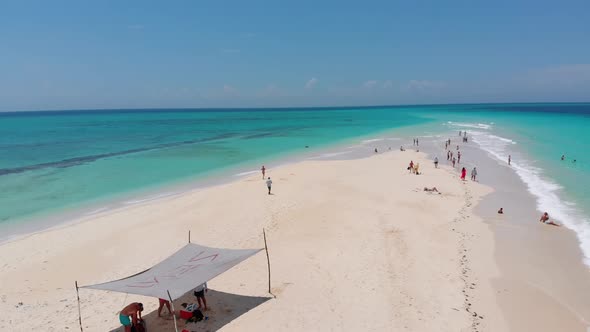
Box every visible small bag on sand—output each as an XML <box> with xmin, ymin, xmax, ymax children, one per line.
<box><xmin>131</xmin><ymin>320</ymin><xmax>146</xmax><ymax>332</ymax></box>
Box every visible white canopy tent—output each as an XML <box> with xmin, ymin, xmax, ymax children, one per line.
<box><xmin>81</xmin><ymin>243</ymin><xmax>262</xmax><ymax>300</ymax></box>
<box><xmin>76</xmin><ymin>231</ymin><xmax>273</xmax><ymax>332</ymax></box>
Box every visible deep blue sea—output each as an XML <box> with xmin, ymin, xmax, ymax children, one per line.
<box><xmin>1</xmin><ymin>104</ymin><xmax>589</xmax><ymax>257</ymax></box>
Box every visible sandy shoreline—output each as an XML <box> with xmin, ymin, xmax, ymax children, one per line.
<box><xmin>417</xmin><ymin>134</ymin><xmax>590</xmax><ymax>331</ymax></box>
<box><xmin>1</xmin><ymin>150</ymin><xmax>505</xmax><ymax>331</ymax></box>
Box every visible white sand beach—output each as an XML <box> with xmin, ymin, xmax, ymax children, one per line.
<box><xmin>0</xmin><ymin>150</ymin><xmax>509</xmax><ymax>331</ymax></box>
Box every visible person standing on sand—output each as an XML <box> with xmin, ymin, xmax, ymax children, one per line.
<box><xmin>120</xmin><ymin>302</ymin><xmax>143</xmax><ymax>332</ymax></box>
<box><xmin>471</xmin><ymin>167</ymin><xmax>477</xmax><ymax>181</ymax></box>
<box><xmin>447</xmin><ymin>150</ymin><xmax>450</xmax><ymax>160</ymax></box>
<box><xmin>461</xmin><ymin>167</ymin><xmax>467</xmax><ymax>180</ymax></box>
<box><xmin>434</xmin><ymin>157</ymin><xmax>439</xmax><ymax>168</ymax></box>
<box><xmin>452</xmin><ymin>157</ymin><xmax>456</xmax><ymax>167</ymax></box>
<box><xmin>416</xmin><ymin>138</ymin><xmax>419</xmax><ymax>146</ymax></box>
<box><xmin>158</xmin><ymin>298</ymin><xmax>172</xmax><ymax>317</ymax></box>
<box><xmin>261</xmin><ymin>165</ymin><xmax>266</xmax><ymax>179</ymax></box>
<box><xmin>409</xmin><ymin>160</ymin><xmax>414</xmax><ymax>173</ymax></box>
<box><xmin>266</xmin><ymin>177</ymin><xmax>273</xmax><ymax>194</ymax></box>
<box><xmin>193</xmin><ymin>282</ymin><xmax>208</xmax><ymax>310</ymax></box>
<box><xmin>508</xmin><ymin>155</ymin><xmax>511</xmax><ymax>165</ymax></box>
<box><xmin>457</xmin><ymin>151</ymin><xmax>461</xmax><ymax>164</ymax></box>
<box><xmin>414</xmin><ymin>162</ymin><xmax>420</xmax><ymax>175</ymax></box>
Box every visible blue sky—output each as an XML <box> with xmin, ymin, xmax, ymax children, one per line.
<box><xmin>1</xmin><ymin>0</ymin><xmax>589</xmax><ymax>111</ymax></box>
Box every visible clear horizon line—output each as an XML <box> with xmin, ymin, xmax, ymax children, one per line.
<box><xmin>2</xmin><ymin>101</ymin><xmax>590</xmax><ymax>114</ymax></box>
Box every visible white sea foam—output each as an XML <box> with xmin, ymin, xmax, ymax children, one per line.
<box><xmin>471</xmin><ymin>129</ymin><xmax>590</xmax><ymax>267</ymax></box>
<box><xmin>361</xmin><ymin>138</ymin><xmax>385</xmax><ymax>144</ymax></box>
<box><xmin>233</xmin><ymin>170</ymin><xmax>260</xmax><ymax>177</ymax></box>
<box><xmin>308</xmin><ymin>150</ymin><xmax>353</xmax><ymax>159</ymax></box>
<box><xmin>85</xmin><ymin>207</ymin><xmax>109</xmax><ymax>216</ymax></box>
<box><xmin>124</xmin><ymin>192</ymin><xmax>176</xmax><ymax>205</ymax></box>
<box><xmin>447</xmin><ymin>121</ymin><xmax>492</xmax><ymax>130</ymax></box>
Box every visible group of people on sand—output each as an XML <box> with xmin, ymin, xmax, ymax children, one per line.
<box><xmin>118</xmin><ymin>284</ymin><xmax>209</xmax><ymax>331</ymax></box>
<box><xmin>444</xmin><ymin>138</ymin><xmax>477</xmax><ymax>181</ymax></box>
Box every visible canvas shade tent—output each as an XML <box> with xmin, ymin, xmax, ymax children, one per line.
<box><xmin>76</xmin><ymin>232</ymin><xmax>273</xmax><ymax>332</ymax></box>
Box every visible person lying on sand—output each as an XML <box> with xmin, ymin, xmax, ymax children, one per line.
<box><xmin>423</xmin><ymin>187</ymin><xmax>440</xmax><ymax>193</ymax></box>
<box><xmin>539</xmin><ymin>212</ymin><xmax>560</xmax><ymax>226</ymax></box>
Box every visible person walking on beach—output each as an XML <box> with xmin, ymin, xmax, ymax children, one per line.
<box><xmin>457</xmin><ymin>151</ymin><xmax>461</xmax><ymax>164</ymax></box>
<box><xmin>261</xmin><ymin>165</ymin><xmax>266</xmax><ymax>179</ymax></box>
<box><xmin>434</xmin><ymin>157</ymin><xmax>439</xmax><ymax>168</ymax></box>
<box><xmin>120</xmin><ymin>302</ymin><xmax>143</xmax><ymax>332</ymax></box>
<box><xmin>452</xmin><ymin>157</ymin><xmax>456</xmax><ymax>167</ymax></box>
<box><xmin>447</xmin><ymin>150</ymin><xmax>450</xmax><ymax>160</ymax></box>
<box><xmin>409</xmin><ymin>160</ymin><xmax>414</xmax><ymax>173</ymax></box>
<box><xmin>193</xmin><ymin>282</ymin><xmax>208</xmax><ymax>310</ymax></box>
<box><xmin>461</xmin><ymin>167</ymin><xmax>467</xmax><ymax>180</ymax></box>
<box><xmin>508</xmin><ymin>155</ymin><xmax>511</xmax><ymax>165</ymax></box>
<box><xmin>266</xmin><ymin>177</ymin><xmax>273</xmax><ymax>194</ymax></box>
<box><xmin>471</xmin><ymin>167</ymin><xmax>478</xmax><ymax>181</ymax></box>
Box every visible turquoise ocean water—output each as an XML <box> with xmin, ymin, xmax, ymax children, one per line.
<box><xmin>1</xmin><ymin>104</ymin><xmax>589</xmax><ymax>255</ymax></box>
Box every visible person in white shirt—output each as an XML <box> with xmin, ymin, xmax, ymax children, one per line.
<box><xmin>193</xmin><ymin>282</ymin><xmax>208</xmax><ymax>310</ymax></box>
<box><xmin>266</xmin><ymin>177</ymin><xmax>273</xmax><ymax>195</ymax></box>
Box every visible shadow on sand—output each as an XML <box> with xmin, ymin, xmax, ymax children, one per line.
<box><xmin>109</xmin><ymin>289</ymin><xmax>271</xmax><ymax>332</ymax></box>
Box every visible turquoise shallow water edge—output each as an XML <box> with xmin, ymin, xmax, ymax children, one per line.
<box><xmin>1</xmin><ymin>104</ymin><xmax>589</xmax><ymax>251</ymax></box>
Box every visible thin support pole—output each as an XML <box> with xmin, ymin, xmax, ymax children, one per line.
<box><xmin>75</xmin><ymin>281</ymin><xmax>83</xmax><ymax>332</ymax></box>
<box><xmin>188</xmin><ymin>230</ymin><xmax>191</xmax><ymax>243</ymax></box>
<box><xmin>167</xmin><ymin>290</ymin><xmax>179</xmax><ymax>332</ymax></box>
<box><xmin>263</xmin><ymin>229</ymin><xmax>275</xmax><ymax>298</ymax></box>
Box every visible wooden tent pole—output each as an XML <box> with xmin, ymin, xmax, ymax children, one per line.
<box><xmin>167</xmin><ymin>290</ymin><xmax>179</xmax><ymax>332</ymax></box>
<box><xmin>75</xmin><ymin>281</ymin><xmax>84</xmax><ymax>332</ymax></box>
<box><xmin>263</xmin><ymin>229</ymin><xmax>275</xmax><ymax>298</ymax></box>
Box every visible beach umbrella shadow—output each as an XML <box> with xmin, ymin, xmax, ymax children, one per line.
<box><xmin>109</xmin><ymin>289</ymin><xmax>271</xmax><ymax>332</ymax></box>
